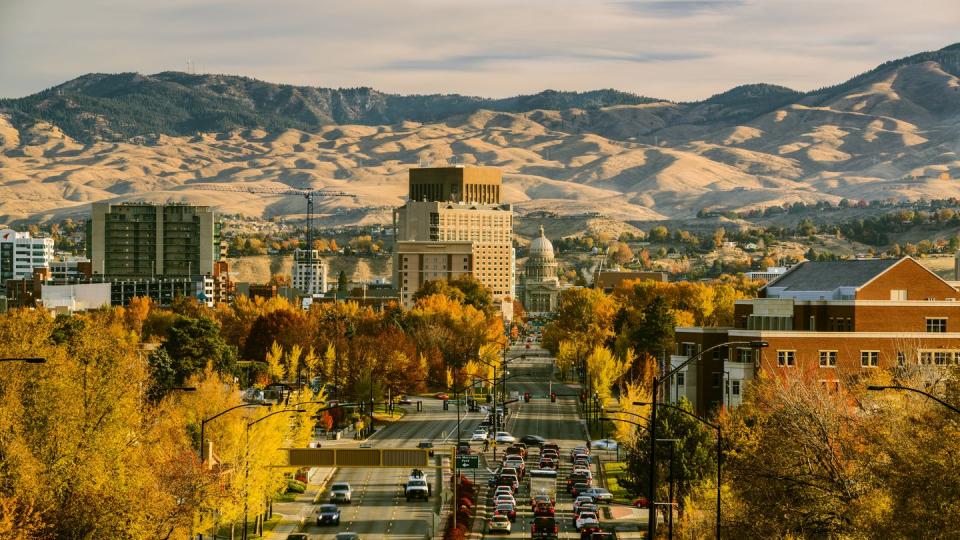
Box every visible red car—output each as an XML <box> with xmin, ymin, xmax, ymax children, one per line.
<box><xmin>495</xmin><ymin>502</ymin><xmax>517</xmax><ymax>522</ymax></box>
<box><xmin>534</xmin><ymin>502</ymin><xmax>555</xmax><ymax>516</ymax></box>
<box><xmin>435</xmin><ymin>392</ymin><xmax>450</xmax><ymax>400</ymax></box>
<box><xmin>632</xmin><ymin>496</ymin><xmax>650</xmax><ymax>508</ymax></box>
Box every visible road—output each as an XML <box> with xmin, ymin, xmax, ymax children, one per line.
<box><xmin>298</xmin><ymin>341</ymin><xmax>590</xmax><ymax>539</ymax></box>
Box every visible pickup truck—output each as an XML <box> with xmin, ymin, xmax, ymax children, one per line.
<box><xmin>404</xmin><ymin>470</ymin><xmax>431</xmax><ymax>501</ymax></box>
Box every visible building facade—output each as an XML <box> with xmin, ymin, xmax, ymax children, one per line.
<box><xmin>88</xmin><ymin>202</ymin><xmax>222</xmax><ymax>279</ymax></box>
<box><xmin>0</xmin><ymin>229</ymin><xmax>54</xmax><ymax>286</ymax></box>
<box><xmin>292</xmin><ymin>249</ymin><xmax>327</xmax><ymax>296</ymax></box>
<box><xmin>670</xmin><ymin>257</ymin><xmax>960</xmax><ymax>415</ymax></box>
<box><xmin>593</xmin><ymin>270</ymin><xmax>668</xmax><ymax>293</ymax></box>
<box><xmin>520</xmin><ymin>226</ymin><xmax>561</xmax><ymax>313</ymax></box>
<box><xmin>393</xmin><ymin>167</ymin><xmax>515</xmax><ymax>307</ymax></box>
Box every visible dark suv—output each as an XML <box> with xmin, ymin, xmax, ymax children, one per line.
<box><xmin>532</xmin><ymin>516</ymin><xmax>559</xmax><ymax>539</ymax></box>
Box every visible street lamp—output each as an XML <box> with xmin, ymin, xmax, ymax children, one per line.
<box><xmin>635</xmin><ymin>401</ymin><xmax>722</xmax><ymax>540</ymax></box>
<box><xmin>199</xmin><ymin>403</ymin><xmax>270</xmax><ymax>461</ymax></box>
<box><xmin>242</xmin><ymin>409</ymin><xmax>307</xmax><ymax>540</ymax></box>
<box><xmin>640</xmin><ymin>339</ymin><xmax>766</xmax><ymax>539</ymax></box>
<box><xmin>0</xmin><ymin>357</ymin><xmax>46</xmax><ymax>363</ymax></box>
<box><xmin>867</xmin><ymin>385</ymin><xmax>960</xmax><ymax>415</ymax></box>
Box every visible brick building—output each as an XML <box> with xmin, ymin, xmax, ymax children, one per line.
<box><xmin>670</xmin><ymin>257</ymin><xmax>960</xmax><ymax>415</ymax></box>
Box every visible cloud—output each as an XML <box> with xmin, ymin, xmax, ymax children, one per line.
<box><xmin>0</xmin><ymin>0</ymin><xmax>958</xmax><ymax>101</ymax></box>
<box><xmin>616</xmin><ymin>0</ymin><xmax>745</xmax><ymax>17</ymax></box>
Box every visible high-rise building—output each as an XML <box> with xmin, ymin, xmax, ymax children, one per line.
<box><xmin>87</xmin><ymin>202</ymin><xmax>222</xmax><ymax>279</ymax></box>
<box><xmin>292</xmin><ymin>249</ymin><xmax>327</xmax><ymax>296</ymax></box>
<box><xmin>0</xmin><ymin>229</ymin><xmax>54</xmax><ymax>285</ymax></box>
<box><xmin>394</xmin><ymin>166</ymin><xmax>515</xmax><ymax>307</ymax></box>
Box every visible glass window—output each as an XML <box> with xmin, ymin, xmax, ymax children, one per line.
<box><xmin>777</xmin><ymin>350</ymin><xmax>795</xmax><ymax>367</ymax></box>
<box><xmin>926</xmin><ymin>318</ymin><xmax>947</xmax><ymax>332</ymax></box>
<box><xmin>819</xmin><ymin>350</ymin><xmax>837</xmax><ymax>368</ymax></box>
<box><xmin>860</xmin><ymin>351</ymin><xmax>879</xmax><ymax>368</ymax></box>
<box><xmin>731</xmin><ymin>381</ymin><xmax>741</xmax><ymax>395</ymax></box>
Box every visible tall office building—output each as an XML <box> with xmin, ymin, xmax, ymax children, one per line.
<box><xmin>394</xmin><ymin>166</ymin><xmax>515</xmax><ymax>307</ymax></box>
<box><xmin>0</xmin><ymin>229</ymin><xmax>54</xmax><ymax>285</ymax></box>
<box><xmin>87</xmin><ymin>202</ymin><xmax>222</xmax><ymax>279</ymax></box>
<box><xmin>292</xmin><ymin>249</ymin><xmax>327</xmax><ymax>296</ymax></box>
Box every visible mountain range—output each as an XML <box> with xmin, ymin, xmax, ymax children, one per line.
<box><xmin>1</xmin><ymin>43</ymin><xmax>960</xmax><ymax>227</ymax></box>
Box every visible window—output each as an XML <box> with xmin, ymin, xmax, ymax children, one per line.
<box><xmin>676</xmin><ymin>372</ymin><xmax>685</xmax><ymax>386</ymax></box>
<box><xmin>731</xmin><ymin>380</ymin><xmax>741</xmax><ymax>396</ymax></box>
<box><xmin>777</xmin><ymin>350</ymin><xmax>795</xmax><ymax>367</ymax></box>
<box><xmin>861</xmin><ymin>351</ymin><xmax>879</xmax><ymax>368</ymax></box>
<box><xmin>897</xmin><ymin>351</ymin><xmax>906</xmax><ymax>366</ymax></box>
<box><xmin>737</xmin><ymin>348</ymin><xmax>754</xmax><ymax>363</ymax></box>
<box><xmin>920</xmin><ymin>351</ymin><xmax>933</xmax><ymax>365</ymax></box>
<box><xmin>819</xmin><ymin>350</ymin><xmax>837</xmax><ymax>368</ymax></box>
<box><xmin>934</xmin><ymin>351</ymin><xmax>952</xmax><ymax>365</ymax></box>
<box><xmin>926</xmin><ymin>318</ymin><xmax>947</xmax><ymax>333</ymax></box>
<box><xmin>711</xmin><ymin>373</ymin><xmax>722</xmax><ymax>388</ymax></box>
<box><xmin>890</xmin><ymin>289</ymin><xmax>907</xmax><ymax>301</ymax></box>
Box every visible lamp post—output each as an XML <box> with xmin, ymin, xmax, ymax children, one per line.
<box><xmin>199</xmin><ymin>403</ymin><xmax>270</xmax><ymax>461</ymax></box>
<box><xmin>242</xmin><ymin>409</ymin><xmax>307</xmax><ymax>540</ymax></box>
<box><xmin>0</xmin><ymin>357</ymin><xmax>46</xmax><ymax>363</ymax></box>
<box><xmin>635</xmin><ymin>400</ymin><xmax>722</xmax><ymax>540</ymax></box>
<box><xmin>639</xmin><ymin>339</ymin><xmax>766</xmax><ymax>540</ymax></box>
<box><xmin>867</xmin><ymin>385</ymin><xmax>960</xmax><ymax>415</ymax></box>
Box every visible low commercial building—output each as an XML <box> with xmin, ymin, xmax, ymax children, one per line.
<box><xmin>669</xmin><ymin>257</ymin><xmax>960</xmax><ymax>415</ymax></box>
<box><xmin>593</xmin><ymin>270</ymin><xmax>668</xmax><ymax>292</ymax></box>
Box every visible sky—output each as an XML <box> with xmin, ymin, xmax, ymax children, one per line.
<box><xmin>1</xmin><ymin>0</ymin><xmax>958</xmax><ymax>101</ymax></box>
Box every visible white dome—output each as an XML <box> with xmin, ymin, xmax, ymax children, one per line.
<box><xmin>529</xmin><ymin>226</ymin><xmax>554</xmax><ymax>258</ymax></box>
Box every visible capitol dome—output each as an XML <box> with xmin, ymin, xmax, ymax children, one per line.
<box><xmin>528</xmin><ymin>226</ymin><xmax>555</xmax><ymax>259</ymax></box>
<box><xmin>524</xmin><ymin>226</ymin><xmax>558</xmax><ymax>284</ymax></box>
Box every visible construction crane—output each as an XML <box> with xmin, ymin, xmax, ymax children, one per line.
<box><xmin>193</xmin><ymin>185</ymin><xmax>356</xmax><ymax>291</ymax></box>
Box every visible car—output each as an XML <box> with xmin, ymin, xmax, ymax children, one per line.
<box><xmin>471</xmin><ymin>429</ymin><xmax>488</xmax><ymax>441</ymax></box>
<box><xmin>531</xmin><ymin>516</ymin><xmax>559</xmax><ymax>539</ymax></box>
<box><xmin>534</xmin><ymin>501</ymin><xmax>555</xmax><ymax>516</ymax></box>
<box><xmin>497</xmin><ymin>474</ymin><xmax>519</xmax><ymax>492</ymax></box>
<box><xmin>435</xmin><ymin>392</ymin><xmax>450</xmax><ymax>400</ymax></box>
<box><xmin>582</xmin><ymin>487</ymin><xmax>614</xmax><ymax>503</ymax></box>
<box><xmin>495</xmin><ymin>432</ymin><xmax>516</xmax><ymax>444</ymax></box>
<box><xmin>495</xmin><ymin>494</ymin><xmax>517</xmax><ymax>507</ymax></box>
<box><xmin>538</xmin><ymin>458</ymin><xmax>557</xmax><ymax>470</ymax></box>
<box><xmin>632</xmin><ymin>496</ymin><xmax>650</xmax><ymax>508</ymax></box>
<box><xmin>397</xmin><ymin>396</ymin><xmax>413</xmax><ymax>405</ymax></box>
<box><xmin>334</xmin><ymin>534</ymin><xmax>361</xmax><ymax>540</ymax></box>
<box><xmin>330</xmin><ymin>482</ymin><xmax>352</xmax><ymax>504</ymax></box>
<box><xmin>571</xmin><ymin>482</ymin><xmax>590</xmax><ymax>496</ymax></box>
<box><xmin>417</xmin><ymin>441</ymin><xmax>434</xmax><ymax>449</ymax></box>
<box><xmin>494</xmin><ymin>486</ymin><xmax>514</xmax><ymax>499</ymax></box>
<box><xmin>495</xmin><ymin>502</ymin><xmax>517</xmax><ymax>521</ymax></box>
<box><xmin>456</xmin><ymin>442</ymin><xmax>472</xmax><ymax>455</ymax></box>
<box><xmin>521</xmin><ymin>434</ymin><xmax>547</xmax><ymax>446</ymax></box>
<box><xmin>531</xmin><ymin>493</ymin><xmax>552</xmax><ymax>508</ymax></box>
<box><xmin>576</xmin><ymin>503</ymin><xmax>599</xmax><ymax>519</ymax></box>
<box><xmin>575</xmin><ymin>511</ymin><xmax>600</xmax><ymax>531</ymax></box>
<box><xmin>579</xmin><ymin>525</ymin><xmax>603</xmax><ymax>539</ymax></box>
<box><xmin>488</xmin><ymin>514</ymin><xmax>512</xmax><ymax>533</ymax></box>
<box><xmin>573</xmin><ymin>495</ymin><xmax>594</xmax><ymax>513</ymax></box>
<box><xmin>591</xmin><ymin>439</ymin><xmax>618</xmax><ymax>450</ymax></box>
<box><xmin>286</xmin><ymin>535</ymin><xmax>309</xmax><ymax>540</ymax></box>
<box><xmin>316</xmin><ymin>504</ymin><xmax>341</xmax><ymax>525</ymax></box>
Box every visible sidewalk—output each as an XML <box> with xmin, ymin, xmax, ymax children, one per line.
<box><xmin>264</xmin><ymin>466</ymin><xmax>335</xmax><ymax>539</ymax></box>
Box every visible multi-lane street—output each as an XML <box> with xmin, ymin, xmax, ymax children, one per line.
<box><xmin>296</xmin><ymin>340</ymin><xmax>594</xmax><ymax>539</ymax></box>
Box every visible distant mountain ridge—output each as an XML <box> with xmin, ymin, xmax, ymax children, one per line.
<box><xmin>1</xmin><ymin>43</ymin><xmax>960</xmax><ymax>226</ymax></box>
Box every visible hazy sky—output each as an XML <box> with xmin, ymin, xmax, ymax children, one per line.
<box><xmin>1</xmin><ymin>0</ymin><xmax>957</xmax><ymax>100</ymax></box>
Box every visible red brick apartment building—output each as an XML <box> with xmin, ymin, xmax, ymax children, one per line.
<box><xmin>670</xmin><ymin>257</ymin><xmax>960</xmax><ymax>415</ymax></box>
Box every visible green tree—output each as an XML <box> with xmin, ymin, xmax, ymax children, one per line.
<box><xmin>337</xmin><ymin>270</ymin><xmax>349</xmax><ymax>294</ymax></box>
<box><xmin>162</xmin><ymin>315</ymin><xmax>236</xmax><ymax>381</ymax></box>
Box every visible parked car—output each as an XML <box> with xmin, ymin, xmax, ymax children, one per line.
<box><xmin>330</xmin><ymin>482</ymin><xmax>352</xmax><ymax>504</ymax></box>
<box><xmin>582</xmin><ymin>487</ymin><xmax>614</xmax><ymax>503</ymax></box>
<box><xmin>488</xmin><ymin>514</ymin><xmax>512</xmax><ymax>534</ymax></box>
<box><xmin>317</xmin><ymin>504</ymin><xmax>341</xmax><ymax>526</ymax></box>
<box><xmin>591</xmin><ymin>439</ymin><xmax>618</xmax><ymax>450</ymax></box>
<box><xmin>632</xmin><ymin>496</ymin><xmax>650</xmax><ymax>508</ymax></box>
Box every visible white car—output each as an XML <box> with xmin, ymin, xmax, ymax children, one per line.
<box><xmin>330</xmin><ymin>482</ymin><xmax>352</xmax><ymax>504</ymax></box>
<box><xmin>488</xmin><ymin>514</ymin><xmax>512</xmax><ymax>533</ymax></box>
<box><xmin>494</xmin><ymin>494</ymin><xmax>516</xmax><ymax>507</ymax></box>
<box><xmin>591</xmin><ymin>438</ymin><xmax>619</xmax><ymax>450</ymax></box>
<box><xmin>575</xmin><ymin>511</ymin><xmax>600</xmax><ymax>530</ymax></box>
<box><xmin>495</xmin><ymin>432</ymin><xmax>516</xmax><ymax>444</ymax></box>
<box><xmin>572</xmin><ymin>495</ymin><xmax>594</xmax><ymax>513</ymax></box>
<box><xmin>471</xmin><ymin>429</ymin><xmax>488</xmax><ymax>442</ymax></box>
<box><xmin>493</xmin><ymin>486</ymin><xmax>514</xmax><ymax>498</ymax></box>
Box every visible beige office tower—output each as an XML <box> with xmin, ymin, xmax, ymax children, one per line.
<box><xmin>88</xmin><ymin>202</ymin><xmax>221</xmax><ymax>279</ymax></box>
<box><xmin>394</xmin><ymin>167</ymin><xmax>515</xmax><ymax>308</ymax></box>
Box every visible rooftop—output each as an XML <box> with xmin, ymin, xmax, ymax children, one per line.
<box><xmin>765</xmin><ymin>258</ymin><xmax>899</xmax><ymax>292</ymax></box>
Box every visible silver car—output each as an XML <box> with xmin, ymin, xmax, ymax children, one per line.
<box><xmin>330</xmin><ymin>482</ymin><xmax>352</xmax><ymax>504</ymax></box>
